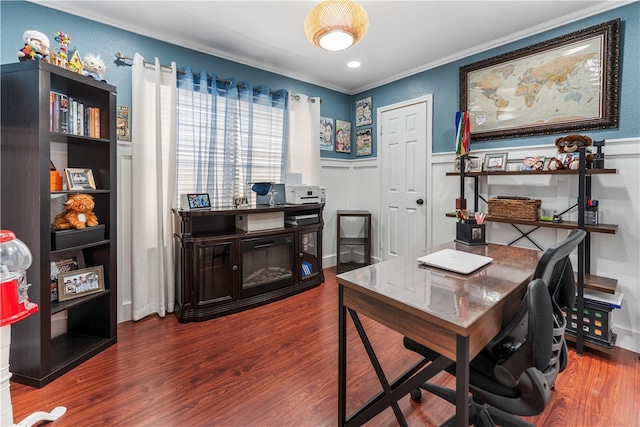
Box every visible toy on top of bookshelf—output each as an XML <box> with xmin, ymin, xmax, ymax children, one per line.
<box><xmin>50</xmin><ymin>31</ymin><xmax>71</xmax><ymax>69</ymax></box>
<box><xmin>17</xmin><ymin>30</ymin><xmax>50</xmax><ymax>62</ymax></box>
<box><xmin>82</xmin><ymin>53</ymin><xmax>106</xmax><ymax>82</ymax></box>
<box><xmin>66</xmin><ymin>48</ymin><xmax>84</xmax><ymax>74</ymax></box>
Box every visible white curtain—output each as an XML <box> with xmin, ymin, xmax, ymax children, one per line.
<box><xmin>130</xmin><ymin>54</ymin><xmax>177</xmax><ymax>320</ymax></box>
<box><xmin>285</xmin><ymin>94</ymin><xmax>321</xmax><ymax>186</ymax></box>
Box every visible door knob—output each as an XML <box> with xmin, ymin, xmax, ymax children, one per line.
<box><xmin>416</xmin><ymin>199</ymin><xmax>424</xmax><ymax>205</ymax></box>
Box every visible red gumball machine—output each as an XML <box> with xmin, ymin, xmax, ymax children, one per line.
<box><xmin>0</xmin><ymin>230</ymin><xmax>66</xmax><ymax>427</ymax></box>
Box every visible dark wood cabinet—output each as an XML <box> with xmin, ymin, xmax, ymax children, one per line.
<box><xmin>1</xmin><ymin>60</ymin><xmax>117</xmax><ymax>387</ymax></box>
<box><xmin>173</xmin><ymin>204</ymin><xmax>324</xmax><ymax>322</ymax></box>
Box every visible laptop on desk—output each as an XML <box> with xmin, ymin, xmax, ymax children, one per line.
<box><xmin>417</xmin><ymin>248</ymin><xmax>493</xmax><ymax>274</ymax></box>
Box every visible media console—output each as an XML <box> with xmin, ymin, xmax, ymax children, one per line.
<box><xmin>172</xmin><ymin>204</ymin><xmax>324</xmax><ymax>322</ymax></box>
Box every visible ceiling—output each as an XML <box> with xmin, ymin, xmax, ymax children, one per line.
<box><xmin>30</xmin><ymin>1</ymin><xmax>630</xmax><ymax>94</ymax></box>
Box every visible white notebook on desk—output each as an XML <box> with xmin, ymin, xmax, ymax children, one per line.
<box><xmin>417</xmin><ymin>249</ymin><xmax>493</xmax><ymax>274</ymax></box>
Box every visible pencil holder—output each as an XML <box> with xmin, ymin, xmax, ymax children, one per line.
<box><xmin>455</xmin><ymin>222</ymin><xmax>487</xmax><ymax>246</ymax></box>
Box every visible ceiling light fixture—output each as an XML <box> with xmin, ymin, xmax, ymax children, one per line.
<box><xmin>347</xmin><ymin>61</ymin><xmax>361</xmax><ymax>68</ymax></box>
<box><xmin>304</xmin><ymin>0</ymin><xmax>369</xmax><ymax>52</ymax></box>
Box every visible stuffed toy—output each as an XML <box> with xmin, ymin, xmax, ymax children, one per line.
<box><xmin>52</xmin><ymin>193</ymin><xmax>99</xmax><ymax>230</ymax></box>
<box><xmin>547</xmin><ymin>134</ymin><xmax>594</xmax><ymax>171</ymax></box>
<box><xmin>17</xmin><ymin>30</ymin><xmax>50</xmax><ymax>62</ymax></box>
<box><xmin>82</xmin><ymin>53</ymin><xmax>106</xmax><ymax>81</ymax></box>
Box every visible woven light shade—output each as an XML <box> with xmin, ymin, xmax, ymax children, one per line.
<box><xmin>304</xmin><ymin>0</ymin><xmax>369</xmax><ymax>51</ymax></box>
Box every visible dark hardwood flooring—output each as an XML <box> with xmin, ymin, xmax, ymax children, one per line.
<box><xmin>9</xmin><ymin>267</ymin><xmax>640</xmax><ymax>427</ymax></box>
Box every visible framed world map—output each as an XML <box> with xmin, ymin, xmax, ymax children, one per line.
<box><xmin>460</xmin><ymin>19</ymin><xmax>620</xmax><ymax>142</ymax></box>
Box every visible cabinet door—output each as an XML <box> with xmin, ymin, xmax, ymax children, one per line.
<box><xmin>298</xmin><ymin>228</ymin><xmax>321</xmax><ymax>282</ymax></box>
<box><xmin>193</xmin><ymin>239</ymin><xmax>237</xmax><ymax>306</ymax></box>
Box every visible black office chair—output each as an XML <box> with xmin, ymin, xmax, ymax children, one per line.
<box><xmin>404</xmin><ymin>229</ymin><xmax>586</xmax><ymax>427</ymax></box>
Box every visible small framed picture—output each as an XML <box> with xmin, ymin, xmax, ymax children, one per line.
<box><xmin>180</xmin><ymin>193</ymin><xmax>211</xmax><ymax>210</ymax></box>
<box><xmin>484</xmin><ymin>153</ymin><xmax>508</xmax><ymax>171</ymax></box>
<box><xmin>355</xmin><ymin>97</ymin><xmax>372</xmax><ymax>127</ymax></box>
<box><xmin>64</xmin><ymin>168</ymin><xmax>96</xmax><ymax>190</ymax></box>
<box><xmin>320</xmin><ymin>117</ymin><xmax>334</xmax><ymax>151</ymax></box>
<box><xmin>335</xmin><ymin>119</ymin><xmax>351</xmax><ymax>153</ymax></box>
<box><xmin>467</xmin><ymin>157</ymin><xmax>483</xmax><ymax>172</ymax></box>
<box><xmin>50</xmin><ymin>251</ymin><xmax>86</xmax><ymax>302</ymax></box>
<box><xmin>521</xmin><ymin>156</ymin><xmax>546</xmax><ymax>171</ymax></box>
<box><xmin>355</xmin><ymin>128</ymin><xmax>372</xmax><ymax>156</ymax></box>
<box><xmin>58</xmin><ymin>265</ymin><xmax>104</xmax><ymax>302</ymax></box>
<box><xmin>454</xmin><ymin>156</ymin><xmax>482</xmax><ymax>172</ymax></box>
<box><xmin>116</xmin><ymin>105</ymin><xmax>131</xmax><ymax>142</ymax></box>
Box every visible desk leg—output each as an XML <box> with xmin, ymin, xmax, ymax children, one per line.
<box><xmin>338</xmin><ymin>285</ymin><xmax>347</xmax><ymax>426</ymax></box>
<box><xmin>455</xmin><ymin>334</ymin><xmax>470</xmax><ymax>427</ymax></box>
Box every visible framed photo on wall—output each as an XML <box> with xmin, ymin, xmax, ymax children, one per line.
<box><xmin>355</xmin><ymin>97</ymin><xmax>372</xmax><ymax>127</ymax></box>
<box><xmin>335</xmin><ymin>119</ymin><xmax>351</xmax><ymax>153</ymax></box>
<box><xmin>320</xmin><ymin>117</ymin><xmax>334</xmax><ymax>151</ymax></box>
<box><xmin>356</xmin><ymin>128</ymin><xmax>372</xmax><ymax>156</ymax></box>
<box><xmin>116</xmin><ymin>105</ymin><xmax>131</xmax><ymax>142</ymax></box>
<box><xmin>460</xmin><ymin>19</ymin><xmax>620</xmax><ymax>141</ymax></box>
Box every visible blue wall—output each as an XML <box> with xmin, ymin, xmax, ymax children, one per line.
<box><xmin>2</xmin><ymin>1</ymin><xmax>638</xmax><ymax>157</ymax></box>
<box><xmin>355</xmin><ymin>2</ymin><xmax>639</xmax><ymax>153</ymax></box>
<box><xmin>0</xmin><ymin>0</ymin><xmax>351</xmax><ymax>159</ymax></box>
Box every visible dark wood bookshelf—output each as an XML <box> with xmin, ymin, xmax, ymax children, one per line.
<box><xmin>1</xmin><ymin>60</ymin><xmax>117</xmax><ymax>388</ymax></box>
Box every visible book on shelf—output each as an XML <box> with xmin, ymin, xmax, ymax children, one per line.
<box><xmin>49</xmin><ymin>91</ymin><xmax>101</xmax><ymax>137</ymax></box>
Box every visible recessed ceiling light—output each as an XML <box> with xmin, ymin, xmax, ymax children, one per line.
<box><xmin>347</xmin><ymin>61</ymin><xmax>361</xmax><ymax>68</ymax></box>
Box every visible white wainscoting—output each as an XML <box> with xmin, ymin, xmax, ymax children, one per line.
<box><xmin>117</xmin><ymin>142</ymin><xmax>133</xmax><ymax>323</ymax></box>
<box><xmin>320</xmin><ymin>157</ymin><xmax>379</xmax><ymax>267</ymax></box>
<box><xmin>114</xmin><ymin>138</ymin><xmax>638</xmax><ymax>353</ymax></box>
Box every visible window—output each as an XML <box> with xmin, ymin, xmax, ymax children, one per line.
<box><xmin>176</xmin><ymin>72</ymin><xmax>286</xmax><ymax>208</ymax></box>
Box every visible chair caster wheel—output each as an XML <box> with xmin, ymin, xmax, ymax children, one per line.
<box><xmin>410</xmin><ymin>388</ymin><xmax>422</xmax><ymax>403</ymax></box>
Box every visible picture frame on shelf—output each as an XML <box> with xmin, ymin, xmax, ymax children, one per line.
<box><xmin>64</xmin><ymin>168</ymin><xmax>96</xmax><ymax>190</ymax></box>
<box><xmin>460</xmin><ymin>19</ymin><xmax>620</xmax><ymax>142</ymax></box>
<box><xmin>57</xmin><ymin>265</ymin><xmax>104</xmax><ymax>302</ymax></box>
<box><xmin>50</xmin><ymin>250</ymin><xmax>86</xmax><ymax>302</ymax></box>
<box><xmin>467</xmin><ymin>157</ymin><xmax>483</xmax><ymax>172</ymax></box>
<box><xmin>522</xmin><ymin>156</ymin><xmax>546</xmax><ymax>171</ymax></box>
<box><xmin>454</xmin><ymin>156</ymin><xmax>483</xmax><ymax>173</ymax></box>
<box><xmin>484</xmin><ymin>153</ymin><xmax>508</xmax><ymax>171</ymax></box>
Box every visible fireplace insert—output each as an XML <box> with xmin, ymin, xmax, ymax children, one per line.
<box><xmin>241</xmin><ymin>234</ymin><xmax>295</xmax><ymax>298</ymax></box>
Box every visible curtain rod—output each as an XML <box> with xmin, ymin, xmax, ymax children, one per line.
<box><xmin>290</xmin><ymin>94</ymin><xmax>322</xmax><ymax>104</ymax></box>
<box><xmin>115</xmin><ymin>53</ymin><xmax>320</xmax><ymax>101</ymax></box>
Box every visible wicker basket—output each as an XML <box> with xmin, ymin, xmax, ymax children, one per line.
<box><xmin>488</xmin><ymin>198</ymin><xmax>541</xmax><ymax>221</ymax></box>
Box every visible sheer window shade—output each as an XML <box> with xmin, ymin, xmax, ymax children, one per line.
<box><xmin>176</xmin><ymin>70</ymin><xmax>287</xmax><ymax>208</ymax></box>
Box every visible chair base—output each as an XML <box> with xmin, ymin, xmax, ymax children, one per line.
<box><xmin>411</xmin><ymin>383</ymin><xmax>534</xmax><ymax>427</ymax></box>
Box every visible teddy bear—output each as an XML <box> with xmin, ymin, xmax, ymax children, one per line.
<box><xmin>52</xmin><ymin>193</ymin><xmax>99</xmax><ymax>230</ymax></box>
<box><xmin>547</xmin><ymin>134</ymin><xmax>594</xmax><ymax>171</ymax></box>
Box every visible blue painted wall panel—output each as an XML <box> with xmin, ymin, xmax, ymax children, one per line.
<box><xmin>1</xmin><ymin>1</ymin><xmax>638</xmax><ymax>157</ymax></box>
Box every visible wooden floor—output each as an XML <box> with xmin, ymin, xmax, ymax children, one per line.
<box><xmin>9</xmin><ymin>267</ymin><xmax>640</xmax><ymax>427</ymax></box>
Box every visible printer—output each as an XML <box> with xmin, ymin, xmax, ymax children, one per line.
<box><xmin>285</xmin><ymin>185</ymin><xmax>321</xmax><ymax>204</ymax></box>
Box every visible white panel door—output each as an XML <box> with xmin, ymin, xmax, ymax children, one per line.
<box><xmin>380</xmin><ymin>101</ymin><xmax>427</xmax><ymax>260</ymax></box>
